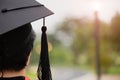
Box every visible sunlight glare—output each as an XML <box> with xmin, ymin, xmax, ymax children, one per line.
<box><xmin>92</xmin><ymin>1</ymin><xmax>101</xmax><ymax>11</ymax></box>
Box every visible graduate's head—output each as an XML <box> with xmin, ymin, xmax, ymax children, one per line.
<box><xmin>0</xmin><ymin>23</ymin><xmax>35</xmax><ymax>72</ymax></box>
<box><xmin>0</xmin><ymin>0</ymin><xmax>53</xmax><ymax>79</ymax></box>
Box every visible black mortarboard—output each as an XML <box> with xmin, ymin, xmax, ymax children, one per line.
<box><xmin>0</xmin><ymin>0</ymin><xmax>53</xmax><ymax>80</ymax></box>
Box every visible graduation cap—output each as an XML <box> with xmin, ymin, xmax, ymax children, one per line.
<box><xmin>0</xmin><ymin>0</ymin><xmax>53</xmax><ymax>80</ymax></box>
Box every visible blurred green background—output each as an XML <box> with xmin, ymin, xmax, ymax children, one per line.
<box><xmin>27</xmin><ymin>12</ymin><xmax>120</xmax><ymax>79</ymax></box>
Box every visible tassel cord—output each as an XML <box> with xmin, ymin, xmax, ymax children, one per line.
<box><xmin>37</xmin><ymin>18</ymin><xmax>52</xmax><ymax>80</ymax></box>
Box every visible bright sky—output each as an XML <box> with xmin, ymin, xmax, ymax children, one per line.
<box><xmin>32</xmin><ymin>0</ymin><xmax>120</xmax><ymax>33</ymax></box>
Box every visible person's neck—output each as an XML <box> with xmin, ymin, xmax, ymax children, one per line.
<box><xmin>0</xmin><ymin>69</ymin><xmax>26</xmax><ymax>78</ymax></box>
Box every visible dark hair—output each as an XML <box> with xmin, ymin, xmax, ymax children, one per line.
<box><xmin>0</xmin><ymin>23</ymin><xmax>35</xmax><ymax>71</ymax></box>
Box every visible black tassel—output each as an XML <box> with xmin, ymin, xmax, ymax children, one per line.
<box><xmin>37</xmin><ymin>18</ymin><xmax>52</xmax><ymax>80</ymax></box>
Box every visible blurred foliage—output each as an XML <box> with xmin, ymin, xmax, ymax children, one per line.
<box><xmin>54</xmin><ymin>17</ymin><xmax>113</xmax><ymax>73</ymax></box>
<box><xmin>30</xmin><ymin>13</ymin><xmax>120</xmax><ymax>74</ymax></box>
<box><xmin>110</xmin><ymin>12</ymin><xmax>120</xmax><ymax>53</ymax></box>
<box><xmin>49</xmin><ymin>45</ymin><xmax>73</xmax><ymax>66</ymax></box>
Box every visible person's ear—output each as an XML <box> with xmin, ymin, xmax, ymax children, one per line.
<box><xmin>26</xmin><ymin>52</ymin><xmax>31</xmax><ymax>66</ymax></box>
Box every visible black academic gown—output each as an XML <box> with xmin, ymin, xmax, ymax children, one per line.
<box><xmin>0</xmin><ymin>76</ymin><xmax>30</xmax><ymax>80</ymax></box>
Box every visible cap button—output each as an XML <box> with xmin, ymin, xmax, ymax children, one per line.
<box><xmin>41</xmin><ymin>26</ymin><xmax>47</xmax><ymax>33</ymax></box>
<box><xmin>1</xmin><ymin>8</ymin><xmax>8</xmax><ymax>13</ymax></box>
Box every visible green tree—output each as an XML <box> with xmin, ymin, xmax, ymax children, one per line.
<box><xmin>109</xmin><ymin>12</ymin><xmax>120</xmax><ymax>66</ymax></box>
<box><xmin>110</xmin><ymin>12</ymin><xmax>120</xmax><ymax>53</ymax></box>
<box><xmin>54</xmin><ymin>16</ymin><xmax>113</xmax><ymax>72</ymax></box>
<box><xmin>55</xmin><ymin>17</ymin><xmax>93</xmax><ymax>64</ymax></box>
